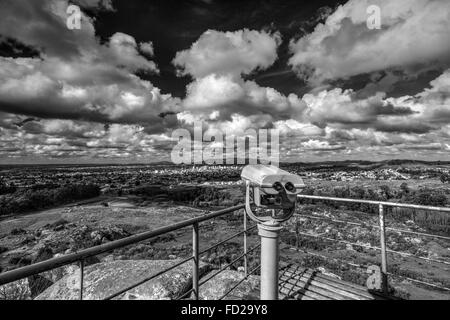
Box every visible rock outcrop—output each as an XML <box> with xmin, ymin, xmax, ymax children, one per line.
<box><xmin>36</xmin><ymin>260</ymin><xmax>211</xmax><ymax>300</ymax></box>
<box><xmin>198</xmin><ymin>270</ymin><xmax>259</xmax><ymax>300</ymax></box>
<box><xmin>0</xmin><ymin>278</ymin><xmax>32</xmax><ymax>300</ymax></box>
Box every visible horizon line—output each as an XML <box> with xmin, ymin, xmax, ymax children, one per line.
<box><xmin>0</xmin><ymin>159</ymin><xmax>449</xmax><ymax>166</ymax></box>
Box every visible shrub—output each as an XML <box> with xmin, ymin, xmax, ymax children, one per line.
<box><xmin>0</xmin><ymin>184</ymin><xmax>100</xmax><ymax>216</ymax></box>
<box><xmin>10</xmin><ymin>228</ymin><xmax>26</xmax><ymax>235</ymax></box>
<box><xmin>32</xmin><ymin>246</ymin><xmax>54</xmax><ymax>263</ymax></box>
<box><xmin>0</xmin><ymin>181</ymin><xmax>16</xmax><ymax>195</ymax></box>
<box><xmin>408</xmin><ymin>189</ymin><xmax>447</xmax><ymax>206</ymax></box>
<box><xmin>193</xmin><ymin>187</ymin><xmax>231</xmax><ymax>206</ymax></box>
<box><xmin>49</xmin><ymin>219</ymin><xmax>69</xmax><ymax>229</ymax></box>
<box><xmin>8</xmin><ymin>255</ymin><xmax>32</xmax><ymax>267</ymax></box>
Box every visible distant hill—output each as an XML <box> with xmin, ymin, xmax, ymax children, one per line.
<box><xmin>1</xmin><ymin>159</ymin><xmax>449</xmax><ymax>170</ymax></box>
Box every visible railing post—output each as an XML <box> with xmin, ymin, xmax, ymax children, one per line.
<box><xmin>192</xmin><ymin>222</ymin><xmax>199</xmax><ymax>300</ymax></box>
<box><xmin>378</xmin><ymin>203</ymin><xmax>388</xmax><ymax>295</ymax></box>
<box><xmin>243</xmin><ymin>211</ymin><xmax>248</xmax><ymax>277</ymax></box>
<box><xmin>258</xmin><ymin>220</ymin><xmax>282</xmax><ymax>300</ymax></box>
<box><xmin>79</xmin><ymin>259</ymin><xmax>84</xmax><ymax>300</ymax></box>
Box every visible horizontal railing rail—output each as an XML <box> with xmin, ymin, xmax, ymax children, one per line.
<box><xmin>0</xmin><ymin>204</ymin><xmax>259</xmax><ymax>301</ymax></box>
<box><xmin>297</xmin><ymin>194</ymin><xmax>450</xmax><ymax>212</ymax></box>
<box><xmin>299</xmin><ymin>214</ymin><xmax>450</xmax><ymax>241</ymax></box>
<box><xmin>295</xmin><ymin>229</ymin><xmax>450</xmax><ymax>265</ymax></box>
<box><xmin>0</xmin><ymin>204</ymin><xmax>246</xmax><ymax>286</ymax></box>
<box><xmin>296</xmin><ymin>194</ymin><xmax>450</xmax><ymax>294</ymax></box>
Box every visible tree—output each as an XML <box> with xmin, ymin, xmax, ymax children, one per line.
<box><xmin>0</xmin><ymin>181</ymin><xmax>16</xmax><ymax>195</ymax></box>
<box><xmin>378</xmin><ymin>185</ymin><xmax>392</xmax><ymax>200</ymax></box>
<box><xmin>412</xmin><ymin>189</ymin><xmax>447</xmax><ymax>206</ymax></box>
<box><xmin>399</xmin><ymin>182</ymin><xmax>410</xmax><ymax>197</ymax></box>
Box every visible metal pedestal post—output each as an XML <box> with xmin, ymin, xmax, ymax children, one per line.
<box><xmin>258</xmin><ymin>221</ymin><xmax>282</xmax><ymax>300</ymax></box>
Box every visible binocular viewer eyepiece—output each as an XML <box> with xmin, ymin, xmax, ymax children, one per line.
<box><xmin>272</xmin><ymin>181</ymin><xmax>295</xmax><ymax>193</ymax></box>
<box><xmin>241</xmin><ymin>164</ymin><xmax>305</xmax><ymax>223</ymax></box>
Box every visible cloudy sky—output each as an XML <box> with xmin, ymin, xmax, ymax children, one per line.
<box><xmin>0</xmin><ymin>0</ymin><xmax>449</xmax><ymax>164</ymax></box>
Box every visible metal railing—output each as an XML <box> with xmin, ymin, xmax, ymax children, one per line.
<box><xmin>1</xmin><ymin>195</ymin><xmax>449</xmax><ymax>299</ymax></box>
<box><xmin>0</xmin><ymin>204</ymin><xmax>260</xmax><ymax>300</ymax></box>
<box><xmin>296</xmin><ymin>194</ymin><xmax>450</xmax><ymax>294</ymax></box>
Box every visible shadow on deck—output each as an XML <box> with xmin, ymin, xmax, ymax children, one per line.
<box><xmin>245</xmin><ymin>262</ymin><xmax>399</xmax><ymax>300</ymax></box>
<box><xmin>276</xmin><ymin>263</ymin><xmax>398</xmax><ymax>300</ymax></box>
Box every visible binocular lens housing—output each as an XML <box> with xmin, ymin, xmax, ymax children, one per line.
<box><xmin>285</xmin><ymin>182</ymin><xmax>295</xmax><ymax>192</ymax></box>
<box><xmin>272</xmin><ymin>181</ymin><xmax>296</xmax><ymax>193</ymax></box>
<box><xmin>272</xmin><ymin>182</ymin><xmax>284</xmax><ymax>192</ymax></box>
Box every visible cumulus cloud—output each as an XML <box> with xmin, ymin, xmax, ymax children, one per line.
<box><xmin>0</xmin><ymin>56</ymin><xmax>178</xmax><ymax>125</ymax></box>
<box><xmin>0</xmin><ymin>113</ymin><xmax>176</xmax><ymax>161</ymax></box>
<box><xmin>171</xmin><ymin>22</ymin><xmax>450</xmax><ymax>161</ymax></box>
<box><xmin>0</xmin><ymin>0</ymin><xmax>180</xmax><ymax>132</ymax></box>
<box><xmin>139</xmin><ymin>41</ymin><xmax>155</xmax><ymax>56</ymax></box>
<box><xmin>383</xmin><ymin>68</ymin><xmax>450</xmax><ymax>128</ymax></box>
<box><xmin>108</xmin><ymin>33</ymin><xmax>159</xmax><ymax>73</ymax></box>
<box><xmin>302</xmin><ymin>89</ymin><xmax>415</xmax><ymax>128</ymax></box>
<box><xmin>0</xmin><ymin>0</ymin><xmax>99</xmax><ymax>59</ymax></box>
<box><xmin>173</xmin><ymin>29</ymin><xmax>281</xmax><ymax>78</ymax></box>
<box><xmin>0</xmin><ymin>0</ymin><xmax>184</xmax><ymax>162</ymax></box>
<box><xmin>414</xmin><ymin>69</ymin><xmax>450</xmax><ymax>123</ymax></box>
<box><xmin>297</xmin><ymin>68</ymin><xmax>450</xmax><ymax>137</ymax></box>
<box><xmin>183</xmin><ymin>74</ymin><xmax>307</xmax><ymax>121</ymax></box>
<box><xmin>173</xmin><ymin>29</ymin><xmax>307</xmax><ymax>134</ymax></box>
<box><xmin>301</xmin><ymin>139</ymin><xmax>346</xmax><ymax>151</ymax></box>
<box><xmin>270</xmin><ymin>68</ymin><xmax>449</xmax><ymax>160</ymax></box>
<box><xmin>274</xmin><ymin>120</ymin><xmax>324</xmax><ymax>141</ymax></box>
<box><xmin>289</xmin><ymin>0</ymin><xmax>450</xmax><ymax>85</ymax></box>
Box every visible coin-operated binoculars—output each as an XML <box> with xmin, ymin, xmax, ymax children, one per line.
<box><xmin>241</xmin><ymin>165</ymin><xmax>305</xmax><ymax>300</ymax></box>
